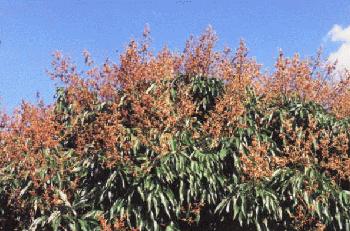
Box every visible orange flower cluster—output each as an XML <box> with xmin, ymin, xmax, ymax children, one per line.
<box><xmin>0</xmin><ymin>102</ymin><xmax>60</xmax><ymax>171</ymax></box>
<box><xmin>2</xmin><ymin>25</ymin><xmax>350</xmax><ymax>188</ymax></box>
<box><xmin>258</xmin><ymin>51</ymin><xmax>350</xmax><ymax>118</ymax></box>
<box><xmin>240</xmin><ymin>138</ymin><xmax>272</xmax><ymax>180</ymax></box>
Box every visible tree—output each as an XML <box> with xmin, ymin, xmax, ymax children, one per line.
<box><xmin>0</xmin><ymin>27</ymin><xmax>350</xmax><ymax>230</ymax></box>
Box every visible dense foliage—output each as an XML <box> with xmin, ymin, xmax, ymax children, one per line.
<box><xmin>1</xmin><ymin>27</ymin><xmax>350</xmax><ymax>230</ymax></box>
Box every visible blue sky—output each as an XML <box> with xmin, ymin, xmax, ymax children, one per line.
<box><xmin>0</xmin><ymin>0</ymin><xmax>350</xmax><ymax>111</ymax></box>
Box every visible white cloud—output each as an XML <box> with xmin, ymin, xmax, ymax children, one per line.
<box><xmin>328</xmin><ymin>24</ymin><xmax>350</xmax><ymax>42</ymax></box>
<box><xmin>327</xmin><ymin>24</ymin><xmax>350</xmax><ymax>71</ymax></box>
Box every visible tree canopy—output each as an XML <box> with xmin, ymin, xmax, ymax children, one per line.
<box><xmin>1</xmin><ymin>27</ymin><xmax>350</xmax><ymax>230</ymax></box>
